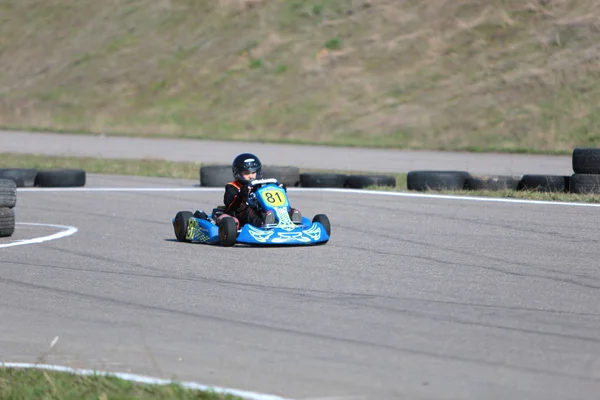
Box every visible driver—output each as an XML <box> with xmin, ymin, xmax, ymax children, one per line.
<box><xmin>219</xmin><ymin>153</ymin><xmax>302</xmax><ymax>229</ymax></box>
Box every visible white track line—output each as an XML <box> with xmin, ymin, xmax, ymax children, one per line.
<box><xmin>17</xmin><ymin>186</ymin><xmax>600</xmax><ymax>208</ymax></box>
<box><xmin>313</xmin><ymin>188</ymin><xmax>600</xmax><ymax>208</ymax></box>
<box><xmin>0</xmin><ymin>223</ymin><xmax>78</xmax><ymax>249</ymax></box>
<box><xmin>17</xmin><ymin>187</ymin><xmax>221</xmax><ymax>192</ymax></box>
<box><xmin>1</xmin><ymin>362</ymin><xmax>292</xmax><ymax>400</ymax></box>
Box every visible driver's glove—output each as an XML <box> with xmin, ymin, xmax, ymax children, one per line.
<box><xmin>241</xmin><ymin>184</ymin><xmax>253</xmax><ymax>198</ymax></box>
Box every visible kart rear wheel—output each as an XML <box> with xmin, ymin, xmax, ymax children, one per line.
<box><xmin>312</xmin><ymin>214</ymin><xmax>331</xmax><ymax>236</ymax></box>
<box><xmin>219</xmin><ymin>217</ymin><xmax>237</xmax><ymax>247</ymax></box>
<box><xmin>174</xmin><ymin>211</ymin><xmax>193</xmax><ymax>242</ymax></box>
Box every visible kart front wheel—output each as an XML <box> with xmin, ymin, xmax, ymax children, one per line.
<box><xmin>218</xmin><ymin>217</ymin><xmax>237</xmax><ymax>247</ymax></box>
<box><xmin>312</xmin><ymin>214</ymin><xmax>331</xmax><ymax>236</ymax></box>
<box><xmin>174</xmin><ymin>211</ymin><xmax>193</xmax><ymax>242</ymax></box>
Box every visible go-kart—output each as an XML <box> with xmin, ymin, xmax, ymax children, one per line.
<box><xmin>172</xmin><ymin>178</ymin><xmax>331</xmax><ymax>246</ymax></box>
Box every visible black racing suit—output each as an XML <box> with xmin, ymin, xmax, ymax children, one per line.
<box><xmin>223</xmin><ymin>180</ymin><xmax>297</xmax><ymax>227</ymax></box>
<box><xmin>223</xmin><ymin>180</ymin><xmax>263</xmax><ymax>227</ymax></box>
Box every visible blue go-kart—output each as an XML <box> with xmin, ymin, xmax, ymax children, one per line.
<box><xmin>172</xmin><ymin>178</ymin><xmax>331</xmax><ymax>246</ymax></box>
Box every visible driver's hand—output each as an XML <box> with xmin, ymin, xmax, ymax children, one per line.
<box><xmin>242</xmin><ymin>184</ymin><xmax>253</xmax><ymax>197</ymax></box>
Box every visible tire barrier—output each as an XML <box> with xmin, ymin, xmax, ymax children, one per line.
<box><xmin>299</xmin><ymin>173</ymin><xmax>348</xmax><ymax>188</ymax></box>
<box><xmin>0</xmin><ymin>168</ymin><xmax>87</xmax><ymax>188</ymax></box>
<box><xmin>199</xmin><ymin>166</ymin><xmax>398</xmax><ymax>189</ymax></box>
<box><xmin>571</xmin><ymin>148</ymin><xmax>600</xmax><ymax>194</ymax></box>
<box><xmin>0</xmin><ymin>168</ymin><xmax>37</xmax><ymax>187</ymax></box>
<box><xmin>34</xmin><ymin>169</ymin><xmax>86</xmax><ymax>187</ymax></box>
<box><xmin>405</xmin><ymin>148</ymin><xmax>600</xmax><ymax>194</ymax></box>
<box><xmin>199</xmin><ymin>164</ymin><xmax>302</xmax><ymax>188</ymax></box>
<box><xmin>407</xmin><ymin>170</ymin><xmax>470</xmax><ymax>191</ymax></box>
<box><xmin>517</xmin><ymin>175</ymin><xmax>570</xmax><ymax>193</ymax></box>
<box><xmin>344</xmin><ymin>174</ymin><xmax>396</xmax><ymax>189</ymax></box>
<box><xmin>0</xmin><ymin>179</ymin><xmax>17</xmax><ymax>209</ymax></box>
<box><xmin>262</xmin><ymin>165</ymin><xmax>301</xmax><ymax>188</ymax></box>
<box><xmin>0</xmin><ymin>179</ymin><xmax>16</xmax><ymax>237</ymax></box>
<box><xmin>198</xmin><ymin>148</ymin><xmax>600</xmax><ymax>195</ymax></box>
<box><xmin>572</xmin><ymin>148</ymin><xmax>600</xmax><ymax>174</ymax></box>
<box><xmin>570</xmin><ymin>174</ymin><xmax>600</xmax><ymax>194</ymax></box>
<box><xmin>0</xmin><ymin>168</ymin><xmax>87</xmax><ymax>238</ymax></box>
<box><xmin>199</xmin><ymin>165</ymin><xmax>233</xmax><ymax>187</ymax></box>
<box><xmin>465</xmin><ymin>175</ymin><xmax>521</xmax><ymax>191</ymax></box>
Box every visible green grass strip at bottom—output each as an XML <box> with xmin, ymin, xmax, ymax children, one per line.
<box><xmin>0</xmin><ymin>366</ymin><xmax>245</xmax><ymax>400</ymax></box>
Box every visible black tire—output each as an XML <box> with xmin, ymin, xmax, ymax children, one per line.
<box><xmin>465</xmin><ymin>175</ymin><xmax>521</xmax><ymax>191</ymax></box>
<box><xmin>0</xmin><ymin>168</ymin><xmax>37</xmax><ymax>187</ymax></box>
<box><xmin>262</xmin><ymin>165</ymin><xmax>301</xmax><ymax>187</ymax></box>
<box><xmin>570</xmin><ymin>174</ymin><xmax>600</xmax><ymax>194</ymax></box>
<box><xmin>0</xmin><ymin>207</ymin><xmax>15</xmax><ymax>237</ymax></box>
<box><xmin>173</xmin><ymin>211</ymin><xmax>193</xmax><ymax>242</ymax></box>
<box><xmin>344</xmin><ymin>174</ymin><xmax>396</xmax><ymax>189</ymax></box>
<box><xmin>572</xmin><ymin>148</ymin><xmax>600</xmax><ymax>174</ymax></box>
<box><xmin>300</xmin><ymin>173</ymin><xmax>347</xmax><ymax>188</ymax></box>
<box><xmin>0</xmin><ymin>179</ymin><xmax>17</xmax><ymax>208</ymax></box>
<box><xmin>407</xmin><ymin>170</ymin><xmax>470</xmax><ymax>191</ymax></box>
<box><xmin>312</xmin><ymin>214</ymin><xmax>331</xmax><ymax>236</ymax></box>
<box><xmin>200</xmin><ymin>165</ymin><xmax>233</xmax><ymax>187</ymax></box>
<box><xmin>218</xmin><ymin>217</ymin><xmax>237</xmax><ymax>247</ymax></box>
<box><xmin>35</xmin><ymin>169</ymin><xmax>86</xmax><ymax>187</ymax></box>
<box><xmin>517</xmin><ymin>175</ymin><xmax>570</xmax><ymax>193</ymax></box>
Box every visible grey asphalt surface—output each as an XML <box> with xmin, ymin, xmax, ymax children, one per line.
<box><xmin>2</xmin><ymin>172</ymin><xmax>600</xmax><ymax>400</ymax></box>
<box><xmin>0</xmin><ymin>130</ymin><xmax>574</xmax><ymax>175</ymax></box>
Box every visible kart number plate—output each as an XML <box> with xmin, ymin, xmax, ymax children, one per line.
<box><xmin>260</xmin><ymin>189</ymin><xmax>286</xmax><ymax>207</ymax></box>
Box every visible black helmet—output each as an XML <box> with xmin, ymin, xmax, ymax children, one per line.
<box><xmin>232</xmin><ymin>153</ymin><xmax>262</xmax><ymax>184</ymax></box>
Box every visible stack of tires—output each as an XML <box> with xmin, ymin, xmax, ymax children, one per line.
<box><xmin>0</xmin><ymin>179</ymin><xmax>16</xmax><ymax>238</ymax></box>
<box><xmin>198</xmin><ymin>165</ymin><xmax>397</xmax><ymax>189</ymax></box>
<box><xmin>569</xmin><ymin>148</ymin><xmax>600</xmax><ymax>194</ymax></box>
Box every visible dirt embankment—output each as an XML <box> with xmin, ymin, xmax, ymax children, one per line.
<box><xmin>1</xmin><ymin>0</ymin><xmax>598</xmax><ymax>153</ymax></box>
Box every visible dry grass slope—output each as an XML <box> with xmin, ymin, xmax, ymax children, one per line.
<box><xmin>1</xmin><ymin>0</ymin><xmax>599</xmax><ymax>153</ymax></box>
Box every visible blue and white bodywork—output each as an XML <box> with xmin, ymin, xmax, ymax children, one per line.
<box><xmin>172</xmin><ymin>178</ymin><xmax>330</xmax><ymax>247</ymax></box>
<box><xmin>237</xmin><ymin>179</ymin><xmax>329</xmax><ymax>245</ymax></box>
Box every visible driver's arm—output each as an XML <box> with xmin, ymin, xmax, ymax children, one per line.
<box><xmin>224</xmin><ymin>184</ymin><xmax>252</xmax><ymax>213</ymax></box>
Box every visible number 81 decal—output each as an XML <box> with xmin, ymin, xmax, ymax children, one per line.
<box><xmin>260</xmin><ymin>189</ymin><xmax>287</xmax><ymax>207</ymax></box>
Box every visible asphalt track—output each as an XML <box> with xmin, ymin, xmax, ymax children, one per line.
<box><xmin>2</xmin><ymin>167</ymin><xmax>600</xmax><ymax>399</ymax></box>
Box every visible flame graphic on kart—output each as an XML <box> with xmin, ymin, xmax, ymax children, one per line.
<box><xmin>248</xmin><ymin>226</ymin><xmax>275</xmax><ymax>243</ymax></box>
<box><xmin>303</xmin><ymin>223</ymin><xmax>322</xmax><ymax>241</ymax></box>
<box><xmin>274</xmin><ymin>207</ymin><xmax>297</xmax><ymax>231</ymax></box>
<box><xmin>272</xmin><ymin>231</ymin><xmax>310</xmax><ymax>243</ymax></box>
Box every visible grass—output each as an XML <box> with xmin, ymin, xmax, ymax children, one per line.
<box><xmin>1</xmin><ymin>0</ymin><xmax>599</xmax><ymax>154</ymax></box>
<box><xmin>0</xmin><ymin>153</ymin><xmax>202</xmax><ymax>180</ymax></box>
<box><xmin>4</xmin><ymin>152</ymin><xmax>600</xmax><ymax>204</ymax></box>
<box><xmin>0</xmin><ymin>367</ymin><xmax>243</xmax><ymax>400</ymax></box>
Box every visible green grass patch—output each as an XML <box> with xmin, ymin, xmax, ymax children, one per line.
<box><xmin>4</xmin><ymin>153</ymin><xmax>600</xmax><ymax>204</ymax></box>
<box><xmin>0</xmin><ymin>367</ymin><xmax>243</xmax><ymax>400</ymax></box>
<box><xmin>323</xmin><ymin>37</ymin><xmax>343</xmax><ymax>51</ymax></box>
<box><xmin>0</xmin><ymin>153</ymin><xmax>201</xmax><ymax>180</ymax></box>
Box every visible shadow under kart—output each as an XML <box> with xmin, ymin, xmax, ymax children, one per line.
<box><xmin>172</xmin><ymin>178</ymin><xmax>331</xmax><ymax>247</ymax></box>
